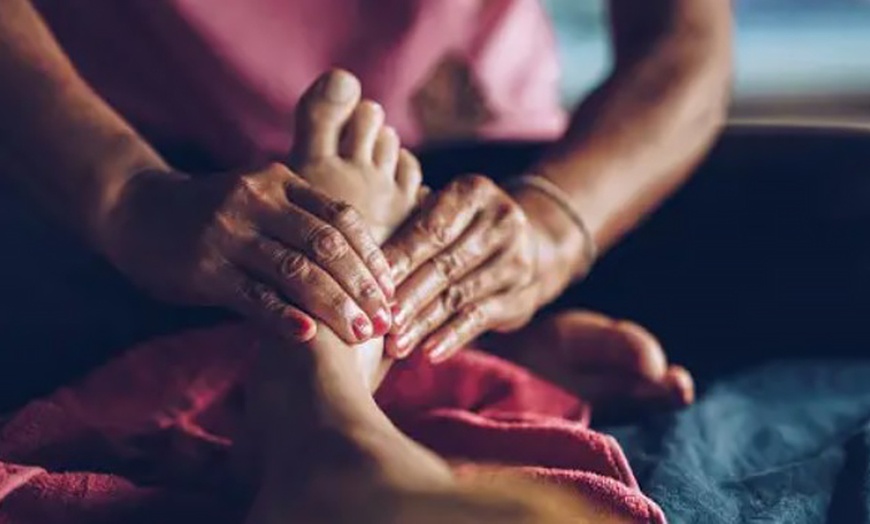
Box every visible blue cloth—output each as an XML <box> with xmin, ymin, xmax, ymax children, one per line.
<box><xmin>608</xmin><ymin>362</ymin><xmax>870</xmax><ymax>523</ymax></box>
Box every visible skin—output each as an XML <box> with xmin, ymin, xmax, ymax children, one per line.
<box><xmin>0</xmin><ymin>0</ymin><xmax>393</xmax><ymax>345</ymax></box>
<box><xmin>0</xmin><ymin>0</ymin><xmax>704</xmax><ymax>408</ymax></box>
<box><xmin>384</xmin><ymin>0</ymin><xmax>733</xmax><ymax>363</ymax></box>
<box><xmin>245</xmin><ymin>75</ymin><xmax>622</xmax><ymax>523</ymax></box>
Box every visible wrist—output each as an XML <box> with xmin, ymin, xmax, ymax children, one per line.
<box><xmin>83</xmin><ymin>136</ymin><xmax>172</xmax><ymax>255</ymax></box>
<box><xmin>512</xmin><ymin>187</ymin><xmax>588</xmax><ymax>307</ymax></box>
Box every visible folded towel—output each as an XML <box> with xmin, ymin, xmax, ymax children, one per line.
<box><xmin>0</xmin><ymin>324</ymin><xmax>665</xmax><ymax>523</ymax></box>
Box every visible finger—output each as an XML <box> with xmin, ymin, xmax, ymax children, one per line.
<box><xmin>387</xmin><ymin>296</ymin><xmax>449</xmax><ymax>359</ymax></box>
<box><xmin>421</xmin><ymin>295</ymin><xmax>507</xmax><ymax>363</ymax></box>
<box><xmin>260</xmin><ymin>199</ymin><xmax>391</xmax><ymax>336</ymax></box>
<box><xmin>386</xmin><ymin>251</ymin><xmax>517</xmax><ymax>358</ymax></box>
<box><xmin>219</xmin><ymin>264</ymin><xmax>317</xmax><ymax>342</ymax></box>
<box><xmin>383</xmin><ymin>174</ymin><xmax>497</xmax><ymax>285</ymax></box>
<box><xmin>235</xmin><ymin>234</ymin><xmax>382</xmax><ymax>343</ymax></box>
<box><xmin>391</xmin><ymin>208</ymin><xmax>516</xmax><ymax>329</ymax></box>
<box><xmin>286</xmin><ymin>181</ymin><xmax>394</xmax><ymax>299</ymax></box>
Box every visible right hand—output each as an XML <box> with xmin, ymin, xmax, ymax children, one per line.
<box><xmin>96</xmin><ymin>163</ymin><xmax>394</xmax><ymax>343</ymax></box>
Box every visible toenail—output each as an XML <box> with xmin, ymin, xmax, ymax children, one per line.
<box><xmin>322</xmin><ymin>72</ymin><xmax>357</xmax><ymax>103</ymax></box>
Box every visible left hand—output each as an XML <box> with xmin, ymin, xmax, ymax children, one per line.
<box><xmin>382</xmin><ymin>174</ymin><xmax>576</xmax><ymax>362</ymax></box>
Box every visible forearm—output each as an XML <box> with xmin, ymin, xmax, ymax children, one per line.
<box><xmin>0</xmin><ymin>0</ymin><xmax>167</xmax><ymax>247</ymax></box>
<box><xmin>515</xmin><ymin>0</ymin><xmax>732</xmax><ymax>284</ymax></box>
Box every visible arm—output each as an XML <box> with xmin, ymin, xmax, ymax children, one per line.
<box><xmin>0</xmin><ymin>0</ymin><xmax>167</xmax><ymax>246</ymax></box>
<box><xmin>382</xmin><ymin>0</ymin><xmax>732</xmax><ymax>360</ymax></box>
<box><xmin>0</xmin><ymin>1</ymin><xmax>392</xmax><ymax>344</ymax></box>
<box><xmin>516</xmin><ymin>0</ymin><xmax>733</xmax><ymax>302</ymax></box>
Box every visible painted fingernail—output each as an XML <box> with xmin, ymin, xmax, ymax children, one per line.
<box><xmin>291</xmin><ymin>315</ymin><xmax>316</xmax><ymax>340</ymax></box>
<box><xmin>372</xmin><ymin>309</ymin><xmax>392</xmax><ymax>336</ymax></box>
<box><xmin>394</xmin><ymin>332</ymin><xmax>414</xmax><ymax>358</ymax></box>
<box><xmin>352</xmin><ymin>315</ymin><xmax>373</xmax><ymax>340</ymax></box>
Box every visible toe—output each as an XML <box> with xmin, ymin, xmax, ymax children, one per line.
<box><xmin>547</xmin><ymin>311</ymin><xmax>668</xmax><ymax>380</ymax></box>
<box><xmin>373</xmin><ymin>126</ymin><xmax>400</xmax><ymax>174</ymax></box>
<box><xmin>664</xmin><ymin>365</ymin><xmax>695</xmax><ymax>405</ymax></box>
<box><xmin>395</xmin><ymin>149</ymin><xmax>423</xmax><ymax>195</ymax></box>
<box><xmin>340</xmin><ymin>100</ymin><xmax>384</xmax><ymax>162</ymax></box>
<box><xmin>293</xmin><ymin>69</ymin><xmax>361</xmax><ymax>160</ymax></box>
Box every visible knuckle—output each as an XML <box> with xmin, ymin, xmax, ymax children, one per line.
<box><xmin>457</xmin><ymin>173</ymin><xmax>493</xmax><ymax>197</ymax></box>
<box><xmin>421</xmin><ymin>309</ymin><xmax>443</xmax><ymax>334</ymax></box>
<box><xmin>264</xmin><ymin>162</ymin><xmax>292</xmax><ymax>178</ymax></box>
<box><xmin>308</xmin><ymin>226</ymin><xmax>350</xmax><ymax>263</ymax></box>
<box><xmin>432</xmin><ymin>250</ymin><xmax>464</xmax><ymax>281</ymax></box>
<box><xmin>237</xmin><ymin>280</ymin><xmax>277</xmax><ymax>310</ymax></box>
<box><xmin>385</xmin><ymin>246</ymin><xmax>411</xmax><ymax>276</ymax></box>
<box><xmin>357</xmin><ymin>279</ymin><xmax>381</xmax><ymax>301</ymax></box>
<box><xmin>460</xmin><ymin>302</ymin><xmax>487</xmax><ymax>327</ymax></box>
<box><xmin>363</xmin><ymin>248</ymin><xmax>387</xmax><ymax>272</ymax></box>
<box><xmin>211</xmin><ymin>211</ymin><xmax>239</xmax><ymax>238</ymax></box>
<box><xmin>444</xmin><ymin>283</ymin><xmax>469</xmax><ymax>311</ymax></box>
<box><xmin>327</xmin><ymin>201</ymin><xmax>363</xmax><ymax>230</ymax></box>
<box><xmin>280</xmin><ymin>251</ymin><xmax>310</xmax><ymax>280</ymax></box>
<box><xmin>415</xmin><ymin>213</ymin><xmax>451</xmax><ymax>247</ymax></box>
<box><xmin>233</xmin><ymin>175</ymin><xmax>271</xmax><ymax>206</ymax></box>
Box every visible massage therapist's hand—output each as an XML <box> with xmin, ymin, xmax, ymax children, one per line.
<box><xmin>383</xmin><ymin>174</ymin><xmax>585</xmax><ymax>361</ymax></box>
<box><xmin>97</xmin><ymin>164</ymin><xmax>393</xmax><ymax>343</ymax></box>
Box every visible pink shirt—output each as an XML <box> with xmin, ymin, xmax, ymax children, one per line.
<box><xmin>35</xmin><ymin>0</ymin><xmax>566</xmax><ymax>169</ymax></box>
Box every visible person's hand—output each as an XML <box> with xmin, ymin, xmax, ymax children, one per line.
<box><xmin>96</xmin><ymin>164</ymin><xmax>394</xmax><ymax>343</ymax></box>
<box><xmin>382</xmin><ymin>174</ymin><xmax>581</xmax><ymax>361</ymax></box>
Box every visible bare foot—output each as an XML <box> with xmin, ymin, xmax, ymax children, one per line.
<box><xmin>244</xmin><ymin>71</ymin><xmax>451</xmax><ymax>524</ymax></box>
<box><xmin>290</xmin><ymin>69</ymin><xmax>422</xmax><ymax>390</ymax></box>
<box><xmin>290</xmin><ymin>69</ymin><xmax>422</xmax><ymax>244</ymax></box>
<box><xmin>492</xmin><ymin>310</ymin><xmax>694</xmax><ymax>418</ymax></box>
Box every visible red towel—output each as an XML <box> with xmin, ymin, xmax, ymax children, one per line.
<box><xmin>0</xmin><ymin>324</ymin><xmax>665</xmax><ymax>523</ymax></box>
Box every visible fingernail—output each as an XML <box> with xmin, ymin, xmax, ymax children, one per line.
<box><xmin>394</xmin><ymin>332</ymin><xmax>414</xmax><ymax>358</ymax></box>
<box><xmin>425</xmin><ymin>338</ymin><xmax>449</xmax><ymax>362</ymax></box>
<box><xmin>372</xmin><ymin>309</ymin><xmax>392</xmax><ymax>336</ymax></box>
<box><xmin>321</xmin><ymin>71</ymin><xmax>357</xmax><ymax>103</ymax></box>
<box><xmin>352</xmin><ymin>315</ymin><xmax>373</xmax><ymax>340</ymax></box>
<box><xmin>291</xmin><ymin>316</ymin><xmax>316</xmax><ymax>340</ymax></box>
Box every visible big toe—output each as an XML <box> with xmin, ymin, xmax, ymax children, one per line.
<box><xmin>293</xmin><ymin>69</ymin><xmax>361</xmax><ymax>161</ymax></box>
<box><xmin>549</xmin><ymin>311</ymin><xmax>668</xmax><ymax>380</ymax></box>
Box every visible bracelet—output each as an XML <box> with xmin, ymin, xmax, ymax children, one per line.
<box><xmin>506</xmin><ymin>174</ymin><xmax>598</xmax><ymax>274</ymax></box>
